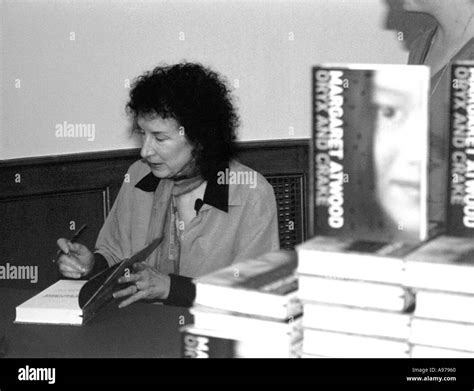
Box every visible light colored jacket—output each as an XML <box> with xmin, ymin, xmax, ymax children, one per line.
<box><xmin>95</xmin><ymin>159</ymin><xmax>280</xmax><ymax>278</ymax></box>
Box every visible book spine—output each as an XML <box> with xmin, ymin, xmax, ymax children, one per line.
<box><xmin>309</xmin><ymin>67</ymin><xmax>316</xmax><ymax>238</ymax></box>
<box><xmin>313</xmin><ymin>66</ymin><xmax>346</xmax><ymax>236</ymax></box>
<box><xmin>313</xmin><ymin>67</ymin><xmax>388</xmax><ymax>241</ymax></box>
<box><xmin>181</xmin><ymin>328</ymin><xmax>302</xmax><ymax>358</ymax></box>
<box><xmin>181</xmin><ymin>329</ymin><xmax>237</xmax><ymax>358</ymax></box>
<box><xmin>447</xmin><ymin>62</ymin><xmax>474</xmax><ymax>236</ymax></box>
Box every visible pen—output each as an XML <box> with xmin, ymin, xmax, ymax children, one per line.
<box><xmin>54</xmin><ymin>223</ymin><xmax>88</xmax><ymax>262</ymax></box>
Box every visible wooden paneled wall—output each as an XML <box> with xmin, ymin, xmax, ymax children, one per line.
<box><xmin>0</xmin><ymin>140</ymin><xmax>309</xmax><ymax>289</ymax></box>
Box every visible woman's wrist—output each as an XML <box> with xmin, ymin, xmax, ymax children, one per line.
<box><xmin>162</xmin><ymin>274</ymin><xmax>196</xmax><ymax>307</ymax></box>
<box><xmin>85</xmin><ymin>253</ymin><xmax>108</xmax><ymax>278</ymax></box>
<box><xmin>161</xmin><ymin>274</ymin><xmax>171</xmax><ymax>300</ymax></box>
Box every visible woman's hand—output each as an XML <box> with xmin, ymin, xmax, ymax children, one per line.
<box><xmin>113</xmin><ymin>262</ymin><xmax>171</xmax><ymax>308</ymax></box>
<box><xmin>56</xmin><ymin>239</ymin><xmax>94</xmax><ymax>278</ymax></box>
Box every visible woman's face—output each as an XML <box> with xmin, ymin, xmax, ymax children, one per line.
<box><xmin>372</xmin><ymin>69</ymin><xmax>427</xmax><ymax>236</ymax></box>
<box><xmin>401</xmin><ymin>0</ymin><xmax>436</xmax><ymax>12</ymax></box>
<box><xmin>137</xmin><ymin>115</ymin><xmax>194</xmax><ymax>178</ymax></box>
<box><xmin>402</xmin><ymin>0</ymin><xmax>470</xmax><ymax>14</ymax></box>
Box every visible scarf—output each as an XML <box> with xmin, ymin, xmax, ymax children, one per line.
<box><xmin>145</xmin><ymin>158</ymin><xmax>204</xmax><ymax>275</ymax></box>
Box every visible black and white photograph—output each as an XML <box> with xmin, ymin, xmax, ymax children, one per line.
<box><xmin>1</xmin><ymin>0</ymin><xmax>474</xmax><ymax>387</ymax></box>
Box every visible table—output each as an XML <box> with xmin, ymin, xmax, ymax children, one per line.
<box><xmin>0</xmin><ymin>287</ymin><xmax>193</xmax><ymax>358</ymax></box>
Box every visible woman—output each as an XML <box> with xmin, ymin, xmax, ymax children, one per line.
<box><xmin>403</xmin><ymin>0</ymin><xmax>474</xmax><ymax>232</ymax></box>
<box><xmin>56</xmin><ymin>62</ymin><xmax>280</xmax><ymax>307</ymax></box>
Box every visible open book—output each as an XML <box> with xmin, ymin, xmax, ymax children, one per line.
<box><xmin>15</xmin><ymin>238</ymin><xmax>162</xmax><ymax>325</ymax></box>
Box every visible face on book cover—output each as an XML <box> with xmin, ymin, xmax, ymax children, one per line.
<box><xmin>372</xmin><ymin>70</ymin><xmax>424</xmax><ymax>236</ymax></box>
<box><xmin>137</xmin><ymin>115</ymin><xmax>195</xmax><ymax>178</ymax></box>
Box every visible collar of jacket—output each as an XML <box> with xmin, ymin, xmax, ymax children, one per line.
<box><xmin>135</xmin><ymin>161</ymin><xmax>231</xmax><ymax>213</ymax></box>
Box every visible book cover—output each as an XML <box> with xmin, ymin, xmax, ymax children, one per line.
<box><xmin>415</xmin><ymin>290</ymin><xmax>474</xmax><ymax>323</ymax></box>
<box><xmin>405</xmin><ymin>235</ymin><xmax>474</xmax><ymax>294</ymax></box>
<box><xmin>309</xmin><ymin>64</ymin><xmax>430</xmax><ymax>243</ymax></box>
<box><xmin>194</xmin><ymin>251</ymin><xmax>300</xmax><ymax>319</ymax></box>
<box><xmin>298</xmin><ymin>274</ymin><xmax>415</xmax><ymax>311</ymax></box>
<box><xmin>195</xmin><ymin>250</ymin><xmax>297</xmax><ymax>290</ymax></box>
<box><xmin>410</xmin><ymin>317</ymin><xmax>474</xmax><ymax>352</ymax></box>
<box><xmin>180</xmin><ymin>325</ymin><xmax>302</xmax><ymax>358</ymax></box>
<box><xmin>296</xmin><ymin>235</ymin><xmax>419</xmax><ymax>284</ymax></box>
<box><xmin>447</xmin><ymin>61</ymin><xmax>474</xmax><ymax>236</ymax></box>
<box><xmin>15</xmin><ymin>280</ymin><xmax>87</xmax><ymax>325</ymax></box>
<box><xmin>181</xmin><ymin>326</ymin><xmax>237</xmax><ymax>358</ymax></box>
<box><xmin>303</xmin><ymin>328</ymin><xmax>410</xmax><ymax>358</ymax></box>
<box><xmin>302</xmin><ymin>302</ymin><xmax>411</xmax><ymax>340</ymax></box>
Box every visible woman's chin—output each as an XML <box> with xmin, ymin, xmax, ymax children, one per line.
<box><xmin>400</xmin><ymin>0</ymin><xmax>434</xmax><ymax>14</ymax></box>
<box><xmin>400</xmin><ymin>224</ymin><xmax>419</xmax><ymax>239</ymax></box>
<box><xmin>389</xmin><ymin>215</ymin><xmax>420</xmax><ymax>239</ymax></box>
<box><xmin>150</xmin><ymin>167</ymin><xmax>169</xmax><ymax>178</ymax></box>
<box><xmin>400</xmin><ymin>0</ymin><xmax>422</xmax><ymax>12</ymax></box>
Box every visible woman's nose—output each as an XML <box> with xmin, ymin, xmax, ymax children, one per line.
<box><xmin>140</xmin><ymin>135</ymin><xmax>154</xmax><ymax>159</ymax></box>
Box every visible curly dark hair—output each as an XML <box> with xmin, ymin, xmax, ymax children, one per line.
<box><xmin>126</xmin><ymin>62</ymin><xmax>239</xmax><ymax>180</ymax></box>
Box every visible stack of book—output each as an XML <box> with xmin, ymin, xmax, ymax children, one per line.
<box><xmin>181</xmin><ymin>250</ymin><xmax>303</xmax><ymax>358</ymax></box>
<box><xmin>297</xmin><ymin>236</ymin><xmax>418</xmax><ymax>358</ymax></box>
<box><xmin>405</xmin><ymin>61</ymin><xmax>474</xmax><ymax>358</ymax></box>
<box><xmin>405</xmin><ymin>237</ymin><xmax>474</xmax><ymax>358</ymax></box>
<box><xmin>298</xmin><ymin>63</ymin><xmax>431</xmax><ymax>358</ymax></box>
